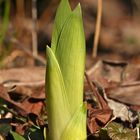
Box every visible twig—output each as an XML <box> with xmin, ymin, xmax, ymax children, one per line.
<box><xmin>10</xmin><ymin>38</ymin><xmax>46</xmax><ymax>65</ymax></box>
<box><xmin>92</xmin><ymin>0</ymin><xmax>102</xmax><ymax>58</ymax></box>
<box><xmin>85</xmin><ymin>72</ymin><xmax>102</xmax><ymax>109</ymax></box>
<box><xmin>32</xmin><ymin>0</ymin><xmax>38</xmax><ymax>57</ymax></box>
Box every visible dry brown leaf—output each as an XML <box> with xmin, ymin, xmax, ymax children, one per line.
<box><xmin>86</xmin><ymin>60</ymin><xmax>127</xmax><ymax>88</ymax></box>
<box><xmin>87</xmin><ymin>107</ymin><xmax>112</xmax><ymax>133</ymax></box>
<box><xmin>0</xmin><ymin>67</ymin><xmax>45</xmax><ymax>87</ymax></box>
<box><xmin>104</xmin><ymin>89</ymin><xmax>133</xmax><ymax>121</ymax></box>
<box><xmin>106</xmin><ymin>85</ymin><xmax>140</xmax><ymax>106</ymax></box>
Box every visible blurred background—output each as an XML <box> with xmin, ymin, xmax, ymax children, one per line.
<box><xmin>0</xmin><ymin>0</ymin><xmax>140</xmax><ymax>68</ymax></box>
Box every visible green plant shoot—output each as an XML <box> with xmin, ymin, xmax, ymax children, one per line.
<box><xmin>46</xmin><ymin>0</ymin><xmax>87</xmax><ymax>139</ymax></box>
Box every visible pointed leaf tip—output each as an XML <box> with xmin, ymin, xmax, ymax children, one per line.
<box><xmin>51</xmin><ymin>0</ymin><xmax>72</xmax><ymax>52</ymax></box>
<box><xmin>73</xmin><ymin>3</ymin><xmax>82</xmax><ymax>16</ymax></box>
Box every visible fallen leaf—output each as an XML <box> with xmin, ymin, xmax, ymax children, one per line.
<box><xmin>87</xmin><ymin>107</ymin><xmax>112</xmax><ymax>133</ymax></box>
<box><xmin>0</xmin><ymin>67</ymin><xmax>45</xmax><ymax>87</ymax></box>
<box><xmin>104</xmin><ymin>88</ymin><xmax>133</xmax><ymax>121</ymax></box>
<box><xmin>106</xmin><ymin>85</ymin><xmax>140</xmax><ymax>106</ymax></box>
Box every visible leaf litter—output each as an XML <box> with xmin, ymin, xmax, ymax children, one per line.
<box><xmin>0</xmin><ymin>58</ymin><xmax>140</xmax><ymax>139</ymax></box>
<box><xmin>85</xmin><ymin>59</ymin><xmax>140</xmax><ymax>139</ymax></box>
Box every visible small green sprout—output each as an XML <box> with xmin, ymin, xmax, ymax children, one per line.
<box><xmin>46</xmin><ymin>0</ymin><xmax>87</xmax><ymax>140</ymax></box>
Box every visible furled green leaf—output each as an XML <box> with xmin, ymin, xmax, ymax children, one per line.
<box><xmin>46</xmin><ymin>1</ymin><xmax>87</xmax><ymax>140</ymax></box>
<box><xmin>46</xmin><ymin>46</ymin><xmax>70</xmax><ymax>140</ymax></box>
<box><xmin>11</xmin><ymin>131</ymin><xmax>25</xmax><ymax>140</ymax></box>
<box><xmin>107</xmin><ymin>122</ymin><xmax>136</xmax><ymax>140</ymax></box>
<box><xmin>55</xmin><ymin>4</ymin><xmax>85</xmax><ymax>114</ymax></box>
<box><xmin>51</xmin><ymin>0</ymin><xmax>71</xmax><ymax>52</ymax></box>
<box><xmin>61</xmin><ymin>104</ymin><xmax>87</xmax><ymax>140</ymax></box>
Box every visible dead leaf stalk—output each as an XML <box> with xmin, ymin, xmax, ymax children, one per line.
<box><xmin>92</xmin><ymin>0</ymin><xmax>102</xmax><ymax>58</ymax></box>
